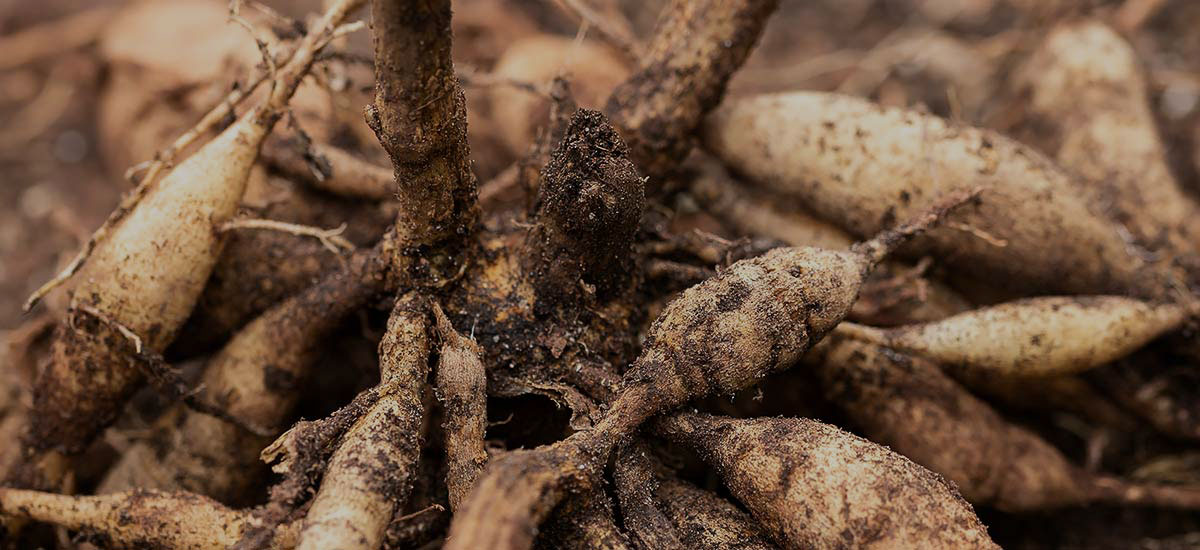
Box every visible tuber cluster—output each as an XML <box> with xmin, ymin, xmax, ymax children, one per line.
<box><xmin>4</xmin><ymin>1</ymin><xmax>1200</xmax><ymax>549</ymax></box>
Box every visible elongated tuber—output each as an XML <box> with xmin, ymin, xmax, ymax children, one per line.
<box><xmin>294</xmin><ymin>294</ymin><xmax>431</xmax><ymax>550</ymax></box>
<box><xmin>11</xmin><ymin>0</ymin><xmax>367</xmax><ymax>492</ymax></box>
<box><xmin>703</xmin><ymin>90</ymin><xmax>1187</xmax><ymax>298</ymax></box>
<box><xmin>813</xmin><ymin>335</ymin><xmax>1200</xmax><ymax>511</ymax></box>
<box><xmin>654</xmin><ymin>412</ymin><xmax>999</xmax><ymax>549</ymax></box>
<box><xmin>688</xmin><ymin>156</ymin><xmax>972</xmax><ymax>325</ymax></box>
<box><xmin>838</xmin><ymin>296</ymin><xmax>1192</xmax><ymax>376</ymax></box>
<box><xmin>0</xmin><ymin>488</ymin><xmax>299</xmax><ymax>550</ymax></box>
<box><xmin>99</xmin><ymin>248</ymin><xmax>387</xmax><ymax>503</ymax></box>
<box><xmin>1015</xmin><ymin>20</ymin><xmax>1200</xmax><ymax>256</ymax></box>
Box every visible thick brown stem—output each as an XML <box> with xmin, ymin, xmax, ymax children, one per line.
<box><xmin>604</xmin><ymin>0</ymin><xmax>780</xmax><ymax>182</ymax></box>
<box><xmin>368</xmin><ymin>0</ymin><xmax>477</xmax><ymax>283</ymax></box>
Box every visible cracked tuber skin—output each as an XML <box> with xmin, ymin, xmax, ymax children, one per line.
<box><xmin>654</xmin><ymin>412</ymin><xmax>999</xmax><ymax>550</ymax></box>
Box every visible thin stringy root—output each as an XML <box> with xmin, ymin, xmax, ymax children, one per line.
<box><xmin>220</xmin><ymin>219</ymin><xmax>356</xmax><ymax>255</ymax></box>
<box><xmin>8</xmin><ymin>1</ymin><xmax>1200</xmax><ymax>549</ymax></box>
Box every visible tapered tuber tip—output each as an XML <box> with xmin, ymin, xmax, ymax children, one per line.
<box><xmin>831</xmin><ymin>322</ymin><xmax>889</xmax><ymax>347</ymax></box>
<box><xmin>852</xmin><ymin>187</ymin><xmax>984</xmax><ymax>266</ymax></box>
<box><xmin>431</xmin><ymin>300</ymin><xmax>455</xmax><ymax>340</ymax></box>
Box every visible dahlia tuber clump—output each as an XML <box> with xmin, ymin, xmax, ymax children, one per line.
<box><xmin>6</xmin><ymin>0</ymin><xmax>1200</xmax><ymax>548</ymax></box>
